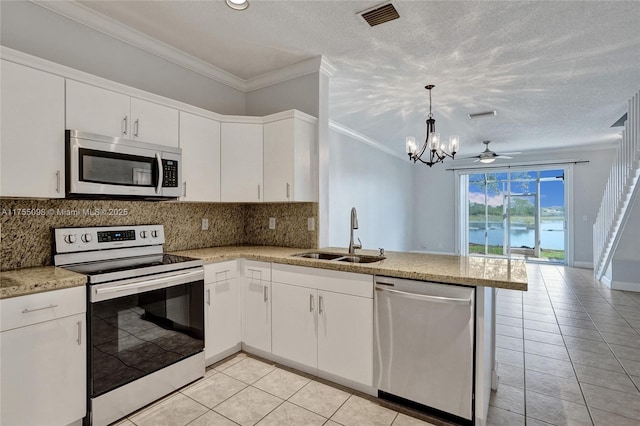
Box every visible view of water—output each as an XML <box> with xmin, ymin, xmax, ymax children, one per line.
<box><xmin>469</xmin><ymin>220</ymin><xmax>565</xmax><ymax>250</ymax></box>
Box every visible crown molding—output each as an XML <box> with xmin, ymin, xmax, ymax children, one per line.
<box><xmin>33</xmin><ymin>0</ymin><xmax>246</xmax><ymax>91</ymax></box>
<box><xmin>329</xmin><ymin>121</ymin><xmax>407</xmax><ymax>161</ymax></box>
<box><xmin>31</xmin><ymin>0</ymin><xmax>334</xmax><ymax>93</ymax></box>
<box><xmin>245</xmin><ymin>56</ymin><xmax>334</xmax><ymax>92</ymax></box>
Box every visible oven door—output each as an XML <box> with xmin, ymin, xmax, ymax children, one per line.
<box><xmin>67</xmin><ymin>130</ymin><xmax>181</xmax><ymax>198</ymax></box>
<box><xmin>88</xmin><ymin>268</ymin><xmax>204</xmax><ymax>398</ymax></box>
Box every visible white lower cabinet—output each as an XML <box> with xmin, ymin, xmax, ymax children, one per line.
<box><xmin>204</xmin><ymin>261</ymin><xmax>240</xmax><ymax>364</ymax></box>
<box><xmin>0</xmin><ymin>286</ymin><xmax>86</xmax><ymax>426</ymax></box>
<box><xmin>241</xmin><ymin>261</ymin><xmax>272</xmax><ymax>353</ymax></box>
<box><xmin>271</xmin><ymin>264</ymin><xmax>374</xmax><ymax>387</ymax></box>
<box><xmin>317</xmin><ymin>290</ymin><xmax>373</xmax><ymax>386</ymax></box>
<box><xmin>272</xmin><ymin>282</ymin><xmax>318</xmax><ymax>368</ymax></box>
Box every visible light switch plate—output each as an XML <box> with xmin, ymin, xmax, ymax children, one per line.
<box><xmin>269</xmin><ymin>217</ymin><xmax>276</xmax><ymax>229</ymax></box>
<box><xmin>201</xmin><ymin>218</ymin><xmax>209</xmax><ymax>230</ymax></box>
<box><xmin>307</xmin><ymin>217</ymin><xmax>315</xmax><ymax>231</ymax></box>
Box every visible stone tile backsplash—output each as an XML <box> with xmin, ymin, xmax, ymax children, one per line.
<box><xmin>0</xmin><ymin>199</ymin><xmax>318</xmax><ymax>270</ymax></box>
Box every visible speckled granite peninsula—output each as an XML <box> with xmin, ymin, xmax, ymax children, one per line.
<box><xmin>171</xmin><ymin>246</ymin><xmax>528</xmax><ymax>290</ymax></box>
<box><xmin>0</xmin><ymin>266</ymin><xmax>86</xmax><ymax>299</ymax></box>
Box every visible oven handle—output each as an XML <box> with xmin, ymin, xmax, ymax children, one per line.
<box><xmin>95</xmin><ymin>270</ymin><xmax>201</xmax><ymax>295</ymax></box>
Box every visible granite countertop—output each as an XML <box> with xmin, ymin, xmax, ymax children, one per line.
<box><xmin>0</xmin><ymin>266</ymin><xmax>87</xmax><ymax>300</ymax></box>
<box><xmin>171</xmin><ymin>246</ymin><xmax>528</xmax><ymax>291</ymax></box>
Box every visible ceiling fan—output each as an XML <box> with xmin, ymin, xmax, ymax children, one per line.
<box><xmin>464</xmin><ymin>140</ymin><xmax>521</xmax><ymax>163</ymax></box>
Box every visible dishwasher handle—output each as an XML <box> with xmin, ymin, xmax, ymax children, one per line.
<box><xmin>375</xmin><ymin>284</ymin><xmax>472</xmax><ymax>305</ymax></box>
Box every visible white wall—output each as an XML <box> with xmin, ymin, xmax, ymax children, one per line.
<box><xmin>0</xmin><ymin>1</ymin><xmax>246</xmax><ymax>115</ymax></box>
<box><xmin>328</xmin><ymin>128</ymin><xmax>413</xmax><ymax>251</ymax></box>
<box><xmin>246</xmin><ymin>73</ymin><xmax>320</xmax><ymax>118</ymax></box>
<box><xmin>412</xmin><ymin>147</ymin><xmax>616</xmax><ymax>265</ymax></box>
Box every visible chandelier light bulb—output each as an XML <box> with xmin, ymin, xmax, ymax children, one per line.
<box><xmin>405</xmin><ymin>136</ymin><xmax>417</xmax><ymax>154</ymax></box>
<box><xmin>429</xmin><ymin>133</ymin><xmax>440</xmax><ymax>151</ymax></box>
<box><xmin>449</xmin><ymin>135</ymin><xmax>460</xmax><ymax>153</ymax></box>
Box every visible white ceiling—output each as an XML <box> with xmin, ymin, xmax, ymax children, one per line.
<box><xmin>77</xmin><ymin>0</ymin><xmax>640</xmax><ymax>157</ymax></box>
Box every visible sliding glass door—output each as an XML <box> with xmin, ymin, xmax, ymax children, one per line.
<box><xmin>462</xmin><ymin>168</ymin><xmax>566</xmax><ymax>263</ymax></box>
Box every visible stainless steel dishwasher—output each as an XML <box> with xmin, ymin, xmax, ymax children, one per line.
<box><xmin>374</xmin><ymin>277</ymin><xmax>475</xmax><ymax>423</ymax></box>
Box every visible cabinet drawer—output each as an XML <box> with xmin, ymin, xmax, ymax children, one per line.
<box><xmin>316</xmin><ymin>269</ymin><xmax>373</xmax><ymax>299</ymax></box>
<box><xmin>205</xmin><ymin>260</ymin><xmax>238</xmax><ymax>283</ymax></box>
<box><xmin>1</xmin><ymin>286</ymin><xmax>86</xmax><ymax>332</ymax></box>
<box><xmin>272</xmin><ymin>264</ymin><xmax>317</xmax><ymax>290</ymax></box>
<box><xmin>243</xmin><ymin>260</ymin><xmax>271</xmax><ymax>282</ymax></box>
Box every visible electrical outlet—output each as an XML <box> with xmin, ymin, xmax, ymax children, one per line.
<box><xmin>269</xmin><ymin>217</ymin><xmax>276</xmax><ymax>229</ymax></box>
<box><xmin>201</xmin><ymin>218</ymin><xmax>209</xmax><ymax>230</ymax></box>
<box><xmin>307</xmin><ymin>217</ymin><xmax>315</xmax><ymax>231</ymax></box>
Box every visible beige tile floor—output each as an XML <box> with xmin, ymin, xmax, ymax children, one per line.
<box><xmin>112</xmin><ymin>353</ymin><xmax>439</xmax><ymax>426</ymax></box>
<box><xmin>112</xmin><ymin>263</ymin><xmax>640</xmax><ymax>426</ymax></box>
<box><xmin>488</xmin><ymin>263</ymin><xmax>640</xmax><ymax>425</ymax></box>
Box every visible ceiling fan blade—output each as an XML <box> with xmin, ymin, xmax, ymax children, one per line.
<box><xmin>498</xmin><ymin>152</ymin><xmax>521</xmax><ymax>156</ymax></box>
<box><xmin>459</xmin><ymin>155</ymin><xmax>482</xmax><ymax>160</ymax></box>
<box><xmin>496</xmin><ymin>155</ymin><xmax>513</xmax><ymax>159</ymax></box>
<box><xmin>473</xmin><ymin>158</ymin><xmax>481</xmax><ymax>163</ymax></box>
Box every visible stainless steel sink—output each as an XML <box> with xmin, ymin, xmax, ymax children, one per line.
<box><xmin>293</xmin><ymin>252</ymin><xmax>385</xmax><ymax>263</ymax></box>
<box><xmin>334</xmin><ymin>255</ymin><xmax>386</xmax><ymax>264</ymax></box>
<box><xmin>294</xmin><ymin>252</ymin><xmax>344</xmax><ymax>260</ymax></box>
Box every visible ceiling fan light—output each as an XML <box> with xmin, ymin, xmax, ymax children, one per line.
<box><xmin>480</xmin><ymin>157</ymin><xmax>496</xmax><ymax>164</ymax></box>
<box><xmin>226</xmin><ymin>0</ymin><xmax>249</xmax><ymax>10</ymax></box>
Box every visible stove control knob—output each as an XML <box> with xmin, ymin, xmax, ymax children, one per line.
<box><xmin>151</xmin><ymin>230</ymin><xmax>158</xmax><ymax>238</ymax></box>
<box><xmin>140</xmin><ymin>231</ymin><xmax>148</xmax><ymax>239</ymax></box>
<box><xmin>81</xmin><ymin>233</ymin><xmax>93</xmax><ymax>243</ymax></box>
<box><xmin>64</xmin><ymin>234</ymin><xmax>77</xmax><ymax>244</ymax></box>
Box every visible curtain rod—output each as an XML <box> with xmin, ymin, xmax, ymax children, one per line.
<box><xmin>445</xmin><ymin>160</ymin><xmax>590</xmax><ymax>172</ymax></box>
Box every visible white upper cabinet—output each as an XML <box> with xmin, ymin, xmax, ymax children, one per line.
<box><xmin>66</xmin><ymin>79</ymin><xmax>131</xmax><ymax>138</ymax></box>
<box><xmin>179</xmin><ymin>112</ymin><xmax>221</xmax><ymax>202</ymax></box>
<box><xmin>263</xmin><ymin>115</ymin><xmax>316</xmax><ymax>202</ymax></box>
<box><xmin>66</xmin><ymin>80</ymin><xmax>179</xmax><ymax>147</ymax></box>
<box><xmin>130</xmin><ymin>97</ymin><xmax>179</xmax><ymax>147</ymax></box>
<box><xmin>1</xmin><ymin>60</ymin><xmax>65</xmax><ymax>198</ymax></box>
<box><xmin>220</xmin><ymin>122</ymin><xmax>264</xmax><ymax>202</ymax></box>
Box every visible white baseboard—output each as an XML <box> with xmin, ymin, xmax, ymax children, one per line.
<box><xmin>611</xmin><ymin>280</ymin><xmax>640</xmax><ymax>292</ymax></box>
<box><xmin>573</xmin><ymin>261</ymin><xmax>593</xmax><ymax>269</ymax></box>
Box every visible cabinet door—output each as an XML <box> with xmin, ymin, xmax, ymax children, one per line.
<box><xmin>263</xmin><ymin>118</ymin><xmax>315</xmax><ymax>202</ymax></box>
<box><xmin>179</xmin><ymin>112</ymin><xmax>221</xmax><ymax>202</ymax></box>
<box><xmin>1</xmin><ymin>313</ymin><xmax>86</xmax><ymax>426</ymax></box>
<box><xmin>130</xmin><ymin>97</ymin><xmax>179</xmax><ymax>147</ymax></box>
<box><xmin>205</xmin><ymin>274</ymin><xmax>240</xmax><ymax>360</ymax></box>
<box><xmin>1</xmin><ymin>60</ymin><xmax>65</xmax><ymax>198</ymax></box>
<box><xmin>272</xmin><ymin>282</ymin><xmax>318</xmax><ymax>369</ymax></box>
<box><xmin>220</xmin><ymin>122</ymin><xmax>263</xmax><ymax>202</ymax></box>
<box><xmin>318</xmin><ymin>291</ymin><xmax>373</xmax><ymax>386</ymax></box>
<box><xmin>263</xmin><ymin>119</ymin><xmax>294</xmax><ymax>202</ymax></box>
<box><xmin>66</xmin><ymin>79</ymin><xmax>130</xmax><ymax>138</ymax></box>
<box><xmin>242</xmin><ymin>278</ymin><xmax>271</xmax><ymax>352</ymax></box>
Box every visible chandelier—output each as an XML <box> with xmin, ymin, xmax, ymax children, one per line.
<box><xmin>405</xmin><ymin>85</ymin><xmax>459</xmax><ymax>166</ymax></box>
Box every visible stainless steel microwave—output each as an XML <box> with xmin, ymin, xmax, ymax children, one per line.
<box><xmin>66</xmin><ymin>130</ymin><xmax>182</xmax><ymax>199</ymax></box>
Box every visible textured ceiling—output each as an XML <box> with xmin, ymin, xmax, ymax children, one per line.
<box><xmin>78</xmin><ymin>0</ymin><xmax>640</xmax><ymax>157</ymax></box>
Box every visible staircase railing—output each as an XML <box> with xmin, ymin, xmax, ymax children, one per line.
<box><xmin>593</xmin><ymin>90</ymin><xmax>640</xmax><ymax>280</ymax></box>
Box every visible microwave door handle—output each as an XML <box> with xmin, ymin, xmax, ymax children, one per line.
<box><xmin>155</xmin><ymin>153</ymin><xmax>163</xmax><ymax>194</ymax></box>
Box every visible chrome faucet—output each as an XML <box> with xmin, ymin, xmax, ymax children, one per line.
<box><xmin>348</xmin><ymin>207</ymin><xmax>362</xmax><ymax>254</ymax></box>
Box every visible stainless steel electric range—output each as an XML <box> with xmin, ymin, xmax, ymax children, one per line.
<box><xmin>54</xmin><ymin>225</ymin><xmax>205</xmax><ymax>426</ymax></box>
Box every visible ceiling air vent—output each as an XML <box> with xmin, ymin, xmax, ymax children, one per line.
<box><xmin>359</xmin><ymin>3</ymin><xmax>400</xmax><ymax>27</ymax></box>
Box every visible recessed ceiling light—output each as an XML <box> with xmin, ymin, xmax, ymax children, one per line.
<box><xmin>226</xmin><ymin>0</ymin><xmax>248</xmax><ymax>11</ymax></box>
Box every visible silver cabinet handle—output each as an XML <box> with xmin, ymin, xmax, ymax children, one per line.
<box><xmin>258</xmin><ymin>184</ymin><xmax>261</xmax><ymax>200</ymax></box>
<box><xmin>375</xmin><ymin>285</ymin><xmax>472</xmax><ymax>305</ymax></box>
<box><xmin>207</xmin><ymin>288</ymin><xmax>211</xmax><ymax>306</ymax></box>
<box><xmin>263</xmin><ymin>286</ymin><xmax>268</xmax><ymax>302</ymax></box>
<box><xmin>22</xmin><ymin>304</ymin><xmax>58</xmax><ymax>314</ymax></box>
<box><xmin>76</xmin><ymin>321</ymin><xmax>82</xmax><ymax>345</ymax></box>
<box><xmin>134</xmin><ymin>119</ymin><xmax>139</xmax><ymax>137</ymax></box>
<box><xmin>183</xmin><ymin>181</ymin><xmax>187</xmax><ymax>197</ymax></box>
<box><xmin>286</xmin><ymin>182</ymin><xmax>290</xmax><ymax>199</ymax></box>
<box><xmin>309</xmin><ymin>294</ymin><xmax>314</xmax><ymax>312</ymax></box>
<box><xmin>319</xmin><ymin>295</ymin><xmax>324</xmax><ymax>314</ymax></box>
<box><xmin>122</xmin><ymin>116</ymin><xmax>128</xmax><ymax>135</ymax></box>
<box><xmin>56</xmin><ymin>170</ymin><xmax>61</xmax><ymax>193</ymax></box>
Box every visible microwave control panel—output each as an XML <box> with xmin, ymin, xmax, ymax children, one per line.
<box><xmin>162</xmin><ymin>159</ymin><xmax>179</xmax><ymax>187</ymax></box>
